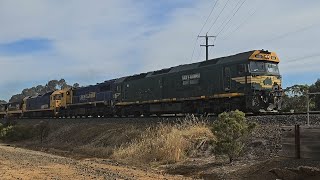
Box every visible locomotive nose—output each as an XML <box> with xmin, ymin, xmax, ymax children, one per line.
<box><xmin>268</xmin><ymin>83</ymin><xmax>283</xmax><ymax>111</ymax></box>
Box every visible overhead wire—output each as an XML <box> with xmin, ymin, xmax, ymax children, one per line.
<box><xmin>206</xmin><ymin>0</ymin><xmax>248</xmax><ymax>59</ymax></box>
<box><xmin>200</xmin><ymin>0</ymin><xmax>232</xmax><ymax>60</ymax></box>
<box><xmin>220</xmin><ymin>6</ymin><xmax>258</xmax><ymax>40</ymax></box>
<box><xmin>213</xmin><ymin>0</ymin><xmax>242</xmax><ymax>34</ymax></box>
<box><xmin>198</xmin><ymin>0</ymin><xmax>220</xmax><ymax>36</ymax></box>
<box><xmin>216</xmin><ymin>0</ymin><xmax>247</xmax><ymax>37</ymax></box>
<box><xmin>190</xmin><ymin>0</ymin><xmax>220</xmax><ymax>62</ymax></box>
<box><xmin>196</xmin><ymin>39</ymin><xmax>205</xmax><ymax>61</ymax></box>
<box><xmin>209</xmin><ymin>37</ymin><xmax>217</xmax><ymax>58</ymax></box>
<box><xmin>234</xmin><ymin>22</ymin><xmax>320</xmax><ymax>53</ymax></box>
<box><xmin>206</xmin><ymin>0</ymin><xmax>231</xmax><ymax>34</ymax></box>
<box><xmin>256</xmin><ymin>23</ymin><xmax>320</xmax><ymax>46</ymax></box>
<box><xmin>282</xmin><ymin>53</ymin><xmax>320</xmax><ymax>64</ymax></box>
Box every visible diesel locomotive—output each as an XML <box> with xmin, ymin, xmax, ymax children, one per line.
<box><xmin>0</xmin><ymin>49</ymin><xmax>283</xmax><ymax>118</ymax></box>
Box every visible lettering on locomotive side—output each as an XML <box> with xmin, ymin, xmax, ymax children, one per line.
<box><xmin>41</xmin><ymin>104</ymin><xmax>49</xmax><ymax>109</ymax></box>
<box><xmin>80</xmin><ymin>92</ymin><xmax>96</xmax><ymax>101</ymax></box>
<box><xmin>182</xmin><ymin>73</ymin><xmax>200</xmax><ymax>80</ymax></box>
<box><xmin>113</xmin><ymin>93</ymin><xmax>120</xmax><ymax>99</ymax></box>
<box><xmin>182</xmin><ymin>73</ymin><xmax>200</xmax><ymax>85</ymax></box>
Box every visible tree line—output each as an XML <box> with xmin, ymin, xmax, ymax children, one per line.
<box><xmin>282</xmin><ymin>79</ymin><xmax>320</xmax><ymax>112</ymax></box>
<box><xmin>0</xmin><ymin>79</ymin><xmax>80</xmax><ymax>103</ymax></box>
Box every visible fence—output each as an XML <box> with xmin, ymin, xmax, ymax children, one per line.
<box><xmin>281</xmin><ymin>125</ymin><xmax>320</xmax><ymax>160</ymax></box>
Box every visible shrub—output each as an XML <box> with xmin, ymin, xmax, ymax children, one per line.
<box><xmin>113</xmin><ymin>115</ymin><xmax>215</xmax><ymax>165</ymax></box>
<box><xmin>0</xmin><ymin>121</ymin><xmax>50</xmax><ymax>142</ymax></box>
<box><xmin>0</xmin><ymin>124</ymin><xmax>13</xmax><ymax>138</ymax></box>
<box><xmin>212</xmin><ymin>110</ymin><xmax>256</xmax><ymax>163</ymax></box>
<box><xmin>0</xmin><ymin>125</ymin><xmax>34</xmax><ymax>142</ymax></box>
<box><xmin>33</xmin><ymin>121</ymin><xmax>50</xmax><ymax>144</ymax></box>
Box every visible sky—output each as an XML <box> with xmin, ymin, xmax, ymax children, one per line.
<box><xmin>0</xmin><ymin>0</ymin><xmax>320</xmax><ymax>101</ymax></box>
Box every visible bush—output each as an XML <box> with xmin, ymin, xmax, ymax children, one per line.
<box><xmin>0</xmin><ymin>124</ymin><xmax>13</xmax><ymax>138</ymax></box>
<box><xmin>0</xmin><ymin>125</ymin><xmax>34</xmax><ymax>142</ymax></box>
<box><xmin>113</xmin><ymin>115</ymin><xmax>215</xmax><ymax>165</ymax></box>
<box><xmin>33</xmin><ymin>121</ymin><xmax>50</xmax><ymax>144</ymax></box>
<box><xmin>212</xmin><ymin>110</ymin><xmax>256</xmax><ymax>163</ymax></box>
<box><xmin>0</xmin><ymin>121</ymin><xmax>50</xmax><ymax>142</ymax></box>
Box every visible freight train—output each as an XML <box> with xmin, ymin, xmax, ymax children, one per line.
<box><xmin>0</xmin><ymin>50</ymin><xmax>283</xmax><ymax>118</ymax></box>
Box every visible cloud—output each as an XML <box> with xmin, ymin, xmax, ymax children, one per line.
<box><xmin>0</xmin><ymin>0</ymin><xmax>320</xmax><ymax>100</ymax></box>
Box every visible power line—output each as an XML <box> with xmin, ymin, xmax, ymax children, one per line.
<box><xmin>216</xmin><ymin>0</ymin><xmax>247</xmax><ymax>37</ymax></box>
<box><xmin>190</xmin><ymin>38</ymin><xmax>200</xmax><ymax>62</ymax></box>
<box><xmin>206</xmin><ymin>0</ymin><xmax>247</xmax><ymax>58</ymax></box>
<box><xmin>190</xmin><ymin>0</ymin><xmax>220</xmax><ymax>62</ymax></box>
<box><xmin>220</xmin><ymin>5</ymin><xmax>258</xmax><ymax>40</ymax></box>
<box><xmin>209</xmin><ymin>37</ymin><xmax>218</xmax><ymax>58</ymax></box>
<box><xmin>214</xmin><ymin>0</ymin><xmax>242</xmax><ymax>34</ymax></box>
<box><xmin>206</xmin><ymin>0</ymin><xmax>231</xmax><ymax>34</ymax></box>
<box><xmin>283</xmin><ymin>53</ymin><xmax>320</xmax><ymax>64</ymax></box>
<box><xmin>235</xmin><ymin>22</ymin><xmax>320</xmax><ymax>53</ymax></box>
<box><xmin>198</xmin><ymin>0</ymin><xmax>220</xmax><ymax>36</ymax></box>
<box><xmin>196</xmin><ymin>39</ymin><xmax>205</xmax><ymax>61</ymax></box>
<box><xmin>257</xmin><ymin>23</ymin><xmax>320</xmax><ymax>46</ymax></box>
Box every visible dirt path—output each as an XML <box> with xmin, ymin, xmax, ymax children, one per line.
<box><xmin>0</xmin><ymin>144</ymin><xmax>188</xmax><ymax>180</ymax></box>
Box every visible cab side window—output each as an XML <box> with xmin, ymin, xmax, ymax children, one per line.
<box><xmin>237</xmin><ymin>64</ymin><xmax>246</xmax><ymax>75</ymax></box>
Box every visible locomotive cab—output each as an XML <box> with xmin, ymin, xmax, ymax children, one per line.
<box><xmin>50</xmin><ymin>89</ymin><xmax>72</xmax><ymax>115</ymax></box>
<box><xmin>247</xmin><ymin>50</ymin><xmax>283</xmax><ymax>112</ymax></box>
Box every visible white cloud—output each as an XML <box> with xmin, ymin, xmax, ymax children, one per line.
<box><xmin>0</xmin><ymin>0</ymin><xmax>320</xmax><ymax>100</ymax></box>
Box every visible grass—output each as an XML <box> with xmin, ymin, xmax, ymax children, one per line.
<box><xmin>2</xmin><ymin>116</ymin><xmax>216</xmax><ymax>165</ymax></box>
<box><xmin>113</xmin><ymin>115</ymin><xmax>215</xmax><ymax>165</ymax></box>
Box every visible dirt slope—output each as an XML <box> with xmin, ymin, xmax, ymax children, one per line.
<box><xmin>0</xmin><ymin>144</ymin><xmax>189</xmax><ymax>180</ymax></box>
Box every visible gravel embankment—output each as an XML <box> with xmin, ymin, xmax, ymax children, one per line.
<box><xmin>247</xmin><ymin>114</ymin><xmax>320</xmax><ymax>126</ymax></box>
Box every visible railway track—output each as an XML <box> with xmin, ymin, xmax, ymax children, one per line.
<box><xmin>1</xmin><ymin>111</ymin><xmax>320</xmax><ymax>121</ymax></box>
<box><xmin>0</xmin><ymin>111</ymin><xmax>319</xmax><ymax>118</ymax></box>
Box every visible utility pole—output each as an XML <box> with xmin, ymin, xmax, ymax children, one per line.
<box><xmin>198</xmin><ymin>34</ymin><xmax>216</xmax><ymax>61</ymax></box>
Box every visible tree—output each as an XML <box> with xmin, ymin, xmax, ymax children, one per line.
<box><xmin>212</xmin><ymin>110</ymin><xmax>256</xmax><ymax>163</ymax></box>
<box><xmin>58</xmin><ymin>79</ymin><xmax>71</xmax><ymax>90</ymax></box>
<box><xmin>281</xmin><ymin>84</ymin><xmax>310</xmax><ymax>112</ymax></box>
<box><xmin>73</xmin><ymin>83</ymin><xmax>80</xmax><ymax>88</ymax></box>
<box><xmin>0</xmin><ymin>100</ymin><xmax>7</xmax><ymax>104</ymax></box>
<box><xmin>309</xmin><ymin>79</ymin><xmax>320</xmax><ymax>110</ymax></box>
<box><xmin>9</xmin><ymin>79</ymin><xmax>79</xmax><ymax>102</ymax></box>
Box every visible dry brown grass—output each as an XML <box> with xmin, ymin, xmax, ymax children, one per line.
<box><xmin>113</xmin><ymin>115</ymin><xmax>215</xmax><ymax>165</ymax></box>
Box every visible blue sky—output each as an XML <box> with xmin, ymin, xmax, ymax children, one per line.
<box><xmin>0</xmin><ymin>38</ymin><xmax>52</xmax><ymax>55</ymax></box>
<box><xmin>0</xmin><ymin>0</ymin><xmax>319</xmax><ymax>101</ymax></box>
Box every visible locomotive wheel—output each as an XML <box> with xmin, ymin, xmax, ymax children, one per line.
<box><xmin>133</xmin><ymin>112</ymin><xmax>141</xmax><ymax>117</ymax></box>
<box><xmin>143</xmin><ymin>113</ymin><xmax>150</xmax><ymax>117</ymax></box>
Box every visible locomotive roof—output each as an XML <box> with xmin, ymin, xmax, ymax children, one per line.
<box><xmin>118</xmin><ymin>50</ymin><xmax>259</xmax><ymax>82</ymax></box>
<box><xmin>80</xmin><ymin>50</ymin><xmax>278</xmax><ymax>86</ymax></box>
<box><xmin>28</xmin><ymin>91</ymin><xmax>54</xmax><ymax>99</ymax></box>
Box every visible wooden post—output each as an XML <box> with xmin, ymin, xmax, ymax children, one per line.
<box><xmin>307</xmin><ymin>94</ymin><xmax>310</xmax><ymax>126</ymax></box>
<box><xmin>295</xmin><ymin>125</ymin><xmax>300</xmax><ymax>159</ymax></box>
